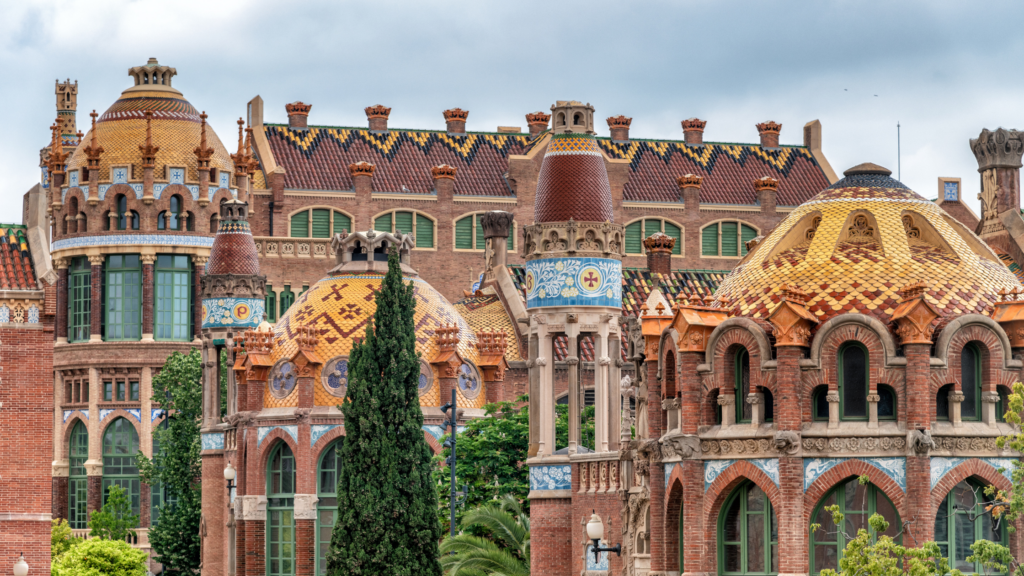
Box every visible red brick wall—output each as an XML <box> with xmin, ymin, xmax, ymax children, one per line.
<box><xmin>530</xmin><ymin>497</ymin><xmax>573</xmax><ymax>576</ymax></box>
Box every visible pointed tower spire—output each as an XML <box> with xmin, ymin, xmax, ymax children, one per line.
<box><xmin>139</xmin><ymin>110</ymin><xmax>159</xmax><ymax>167</ymax></box>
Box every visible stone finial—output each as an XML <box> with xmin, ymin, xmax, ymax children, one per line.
<box><xmin>757</xmin><ymin>121</ymin><xmax>782</xmax><ymax>148</ymax></box>
<box><xmin>899</xmin><ymin>280</ymin><xmax>928</xmax><ymax>302</ymax></box>
<box><xmin>348</xmin><ymin>161</ymin><xmax>376</xmax><ymax>178</ymax></box>
<box><xmin>677</xmin><ymin>174</ymin><xmax>703</xmax><ymax>189</ymax></box>
<box><xmin>194</xmin><ymin>112</ymin><xmax>214</xmax><ymax>167</ymax></box>
<box><xmin>139</xmin><ymin>110</ymin><xmax>160</xmax><ymax>167</ymax></box>
<box><xmin>768</xmin><ymin>284</ymin><xmax>818</xmax><ymax>347</ymax></box>
<box><xmin>779</xmin><ymin>284</ymin><xmax>809</xmax><ymax>304</ymax></box>
<box><xmin>526</xmin><ymin>111</ymin><xmax>551</xmax><ymax>138</ymax></box>
<box><xmin>607</xmin><ymin>115</ymin><xmax>632</xmax><ymax>142</ymax></box>
<box><xmin>753</xmin><ymin>176</ymin><xmax>779</xmax><ymax>192</ymax></box>
<box><xmin>286</xmin><ymin>101</ymin><xmax>312</xmax><ymax>129</ymax></box>
<box><xmin>682</xmin><ymin>118</ymin><xmax>706</xmax><ymax>146</ymax></box>
<box><xmin>83</xmin><ymin>110</ymin><xmax>104</xmax><ymax>166</ymax></box>
<box><xmin>970</xmin><ymin>128</ymin><xmax>1024</xmax><ymax>171</ymax></box>
<box><xmin>365</xmin><ymin>104</ymin><xmax>391</xmax><ymax>131</ymax></box>
<box><xmin>431</xmin><ymin>164</ymin><xmax>457</xmax><ymax>180</ymax></box>
<box><xmin>890</xmin><ymin>280</ymin><xmax>942</xmax><ymax>345</ymax></box>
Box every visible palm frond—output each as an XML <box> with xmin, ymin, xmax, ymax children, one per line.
<box><xmin>460</xmin><ymin>504</ymin><xmax>528</xmax><ymax>553</ymax></box>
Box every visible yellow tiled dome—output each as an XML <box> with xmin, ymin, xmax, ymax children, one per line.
<box><xmin>715</xmin><ymin>164</ymin><xmax>1021</xmax><ymax>324</ymax></box>
<box><xmin>266</xmin><ymin>271</ymin><xmax>484</xmax><ymax>409</ymax></box>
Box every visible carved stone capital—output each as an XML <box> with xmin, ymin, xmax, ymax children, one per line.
<box><xmin>717</xmin><ymin>394</ymin><xmax>735</xmax><ymax>406</ymax></box>
<box><xmin>971</xmin><ymin>128</ymin><xmax>1024</xmax><ymax>171</ymax></box>
<box><xmin>565</xmin><ymin>356</ymin><xmax>579</xmax><ymax>366</ymax></box>
<box><xmin>293</xmin><ymin>494</ymin><xmax>319</xmax><ymax>520</ymax></box>
<box><xmin>826</xmin><ymin>392</ymin><xmax>840</xmax><ymax>403</ymax></box>
<box><xmin>947</xmin><ymin>392</ymin><xmax>966</xmax><ymax>402</ymax></box>
<box><xmin>535</xmin><ymin>357</ymin><xmax>548</xmax><ymax>367</ymax></box>
<box><xmin>661</xmin><ymin>398</ymin><xmax>680</xmax><ymax>410</ymax></box>
<box><xmin>983</xmin><ymin>391</ymin><xmax>1002</xmax><ymax>404</ymax></box>
<box><xmin>480</xmin><ymin>210</ymin><xmax>513</xmax><ymax>239</ymax></box>
<box><xmin>866</xmin><ymin>394</ymin><xmax>881</xmax><ymax>402</ymax></box>
<box><xmin>745</xmin><ymin>393</ymin><xmax>761</xmax><ymax>405</ymax></box>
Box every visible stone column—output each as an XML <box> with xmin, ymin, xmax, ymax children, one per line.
<box><xmin>202</xmin><ymin>434</ymin><xmax>226</xmax><ymax>575</ymax></box>
<box><xmin>203</xmin><ymin>343</ymin><xmax>221</xmax><ymax>430</ymax></box>
<box><xmin>56</xmin><ymin>260</ymin><xmax>68</xmax><ymax>343</ymax></box>
<box><xmin>481</xmin><ymin>211</ymin><xmax>513</xmax><ymax>282</ymax></box>
<box><xmin>948</xmin><ymin>391</ymin><xmax>965</xmax><ymax>427</ymax></box>
<box><xmin>566</xmin><ymin>330</ymin><xmax>580</xmax><ymax>453</ymax></box>
<box><xmin>608</xmin><ymin>335</ymin><xmax>622</xmax><ymax>453</ymax></box>
<box><xmin>141</xmin><ymin>254</ymin><xmax>155</xmax><ymax>341</ymax></box>
<box><xmin>86</xmin><ymin>367</ymin><xmax>102</xmax><ymax>519</ymax></box>
<box><xmin>647</xmin><ymin>353</ymin><xmax>668</xmax><ymax>573</ymax></box>
<box><xmin>539</xmin><ymin>330</ymin><xmax>555</xmax><ymax>456</ymax></box>
<box><xmin>88</xmin><ymin>255</ymin><xmax>103</xmax><ymax>342</ymax></box>
<box><xmin>594</xmin><ymin>330</ymin><xmax>608</xmax><ymax>453</ymax></box>
<box><xmin>528</xmin><ymin>332</ymin><xmax>540</xmax><ymax>457</ymax></box>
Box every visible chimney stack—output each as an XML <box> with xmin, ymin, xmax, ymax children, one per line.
<box><xmin>526</xmin><ymin>111</ymin><xmax>550</xmax><ymax>139</ymax></box>
<box><xmin>432</xmin><ymin>164</ymin><xmax>457</xmax><ymax>201</ymax></box>
<box><xmin>444</xmin><ymin>108</ymin><xmax>469</xmax><ymax>135</ymax></box>
<box><xmin>677</xmin><ymin>174</ymin><xmax>702</xmax><ymax>212</ymax></box>
<box><xmin>753</xmin><ymin>176</ymin><xmax>778</xmax><ymax>213</ymax></box>
<box><xmin>285</xmin><ymin>102</ymin><xmax>311</xmax><ymax>129</ymax></box>
<box><xmin>349</xmin><ymin>162</ymin><xmax>375</xmax><ymax>200</ymax></box>
<box><xmin>607</xmin><ymin>115</ymin><xmax>632</xmax><ymax>143</ymax></box>
<box><xmin>644</xmin><ymin>232</ymin><xmax>675</xmax><ymax>276</ymax></box>
<box><xmin>365</xmin><ymin>105</ymin><xmax>391</xmax><ymax>132</ymax></box>
<box><xmin>757</xmin><ymin>121</ymin><xmax>782</xmax><ymax>149</ymax></box>
<box><xmin>682</xmin><ymin>118</ymin><xmax>706</xmax><ymax>146</ymax></box>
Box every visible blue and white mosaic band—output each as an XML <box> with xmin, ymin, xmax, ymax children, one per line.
<box><xmin>53</xmin><ymin>234</ymin><xmax>215</xmax><ymax>251</ymax></box>
<box><xmin>529</xmin><ymin>464</ymin><xmax>572</xmax><ymax>491</ymax></box>
<box><xmin>930</xmin><ymin>457</ymin><xmax>1016</xmax><ymax>489</ymax></box>
<box><xmin>63</xmin><ymin>409</ymin><xmax>88</xmax><ymax>423</ymax></box>
<box><xmin>311</xmin><ymin>424</ymin><xmax>340</xmax><ymax>446</ymax></box>
<box><xmin>704</xmin><ymin>458</ymin><xmax>780</xmax><ymax>491</ymax></box>
<box><xmin>202</xmin><ymin>298</ymin><xmax>265</xmax><ymax>329</ymax></box>
<box><xmin>202</xmin><ymin>433</ymin><xmax>225</xmax><ymax>451</ymax></box>
<box><xmin>803</xmin><ymin>457</ymin><xmax>906</xmax><ymax>491</ymax></box>
<box><xmin>100</xmin><ymin>408</ymin><xmax>141</xmax><ymax>422</ymax></box>
<box><xmin>258</xmin><ymin>425</ymin><xmax>298</xmax><ymax>447</ymax></box>
<box><xmin>151</xmin><ymin>409</ymin><xmax>166</xmax><ymax>422</ymax></box>
<box><xmin>586</xmin><ymin>545</ymin><xmax>609</xmax><ymax>570</ymax></box>
<box><xmin>525</xmin><ymin>257</ymin><xmax>622</xmax><ymax>309</ymax></box>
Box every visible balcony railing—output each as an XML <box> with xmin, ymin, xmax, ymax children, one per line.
<box><xmin>253</xmin><ymin>237</ymin><xmax>335</xmax><ymax>259</ymax></box>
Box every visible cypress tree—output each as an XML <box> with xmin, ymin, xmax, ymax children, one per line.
<box><xmin>327</xmin><ymin>247</ymin><xmax>442</xmax><ymax>575</ymax></box>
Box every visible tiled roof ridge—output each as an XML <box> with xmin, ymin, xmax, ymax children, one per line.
<box><xmin>264</xmin><ymin>123</ymin><xmax>528</xmax><ymax>137</ymax></box>
<box><xmin>597</xmin><ymin>135</ymin><xmax>810</xmax><ymax>148</ymax></box>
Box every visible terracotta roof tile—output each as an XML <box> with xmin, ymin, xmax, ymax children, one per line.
<box><xmin>0</xmin><ymin>226</ymin><xmax>37</xmax><ymax>291</ymax></box>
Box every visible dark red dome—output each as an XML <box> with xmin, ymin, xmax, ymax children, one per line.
<box><xmin>534</xmin><ymin>133</ymin><xmax>614</xmax><ymax>223</ymax></box>
<box><xmin>206</xmin><ymin>201</ymin><xmax>261</xmax><ymax>276</ymax></box>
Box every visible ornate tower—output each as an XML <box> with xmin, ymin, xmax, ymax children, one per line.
<box><xmin>971</xmin><ymin>128</ymin><xmax>1024</xmax><ymax>249</ymax></box>
<box><xmin>524</xmin><ymin>101</ymin><xmax>625</xmax><ymax>576</ymax></box>
<box><xmin>55</xmin><ymin>79</ymin><xmax>78</xmax><ymax>142</ymax></box>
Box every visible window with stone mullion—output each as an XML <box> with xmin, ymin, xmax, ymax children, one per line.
<box><xmin>68</xmin><ymin>257</ymin><xmax>91</xmax><ymax>342</ymax></box>
<box><xmin>268</xmin><ymin>443</ymin><xmax>296</xmax><ymax>576</ymax></box>
<box><xmin>155</xmin><ymin>255</ymin><xmax>191</xmax><ymax>341</ymax></box>
<box><xmin>810</xmin><ymin>477</ymin><xmax>900</xmax><ymax>574</ymax></box>
<box><xmin>68</xmin><ymin>421</ymin><xmax>89</xmax><ymax>529</ymax></box>
<box><xmin>102</xmin><ymin>417</ymin><xmax>141</xmax><ymax>519</ymax></box>
<box><xmin>105</xmin><ymin>255</ymin><xmax>141</xmax><ymax>341</ymax></box>
<box><xmin>720</xmin><ymin>481</ymin><xmax>778</xmax><ymax>576</ymax></box>
<box><xmin>935</xmin><ymin>479</ymin><xmax>1006</xmax><ymax>574</ymax></box>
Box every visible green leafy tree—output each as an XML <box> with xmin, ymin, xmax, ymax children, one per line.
<box><xmin>51</xmin><ymin>537</ymin><xmax>149</xmax><ymax>576</ymax></box>
<box><xmin>326</xmin><ymin>247</ymin><xmax>443</xmax><ymax>576</ymax></box>
<box><xmin>51</xmin><ymin>518</ymin><xmax>83</xmax><ymax>560</ymax></box>
<box><xmin>88</xmin><ymin>484</ymin><xmax>139</xmax><ymax>541</ymax></box>
<box><xmin>440</xmin><ymin>495</ymin><xmax>530</xmax><ymax>576</ymax></box>
<box><xmin>136</xmin><ymin>348</ymin><xmax>203</xmax><ymax>573</ymax></box>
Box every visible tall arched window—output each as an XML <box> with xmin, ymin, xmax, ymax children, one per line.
<box><xmin>290</xmin><ymin>209</ymin><xmax>352</xmax><ymax>238</ymax></box>
<box><xmin>934</xmin><ymin>478</ymin><xmax>1007</xmax><ymax>574</ymax></box>
<box><xmin>810</xmin><ymin>477</ymin><xmax>900</xmax><ymax>574</ymax></box>
<box><xmin>68</xmin><ymin>256</ymin><xmax>91</xmax><ymax>343</ymax></box>
<box><xmin>267</xmin><ymin>442</ymin><xmax>296</xmax><ymax>576</ymax></box>
<box><xmin>150</xmin><ymin>419</ymin><xmax>178</xmax><ymax>525</ymax></box>
<box><xmin>116</xmin><ymin>194</ymin><xmax>139</xmax><ymax>230</ymax></box>
<box><xmin>812</xmin><ymin>385</ymin><xmax>829</xmax><ymax>421</ymax></box>
<box><xmin>678</xmin><ymin>498</ymin><xmax>685</xmax><ymax>574</ymax></box>
<box><xmin>155</xmin><ymin>255</ymin><xmax>191</xmax><ymax>341</ymax></box>
<box><xmin>838</xmin><ymin>342</ymin><xmax>868</xmax><ymax>420</ymax></box>
<box><xmin>106</xmin><ymin>254</ymin><xmax>142</xmax><ymax>341</ymax></box>
<box><xmin>68</xmin><ymin>421</ymin><xmax>89</xmax><ymax>529</ymax></box>
<box><xmin>279</xmin><ymin>285</ymin><xmax>296</xmax><ymax>316</ymax></box>
<box><xmin>702</xmin><ymin>221</ymin><xmax>758</xmax><ymax>257</ymax></box>
<box><xmin>719</xmin><ymin>481</ymin><xmax>777</xmax><ymax>575</ymax></box>
<box><xmin>735</xmin><ymin>348</ymin><xmax>752</xmax><ymax>423</ymax></box>
<box><xmin>102</xmin><ymin>417</ymin><xmax>140</xmax><ymax>517</ymax></box>
<box><xmin>159</xmin><ymin>195</ymin><xmax>186</xmax><ymax>231</ymax></box>
<box><xmin>961</xmin><ymin>343</ymin><xmax>982</xmax><ymax>421</ymax></box>
<box><xmin>317</xmin><ymin>439</ymin><xmax>344</xmax><ymax>575</ymax></box>
<box><xmin>373</xmin><ymin>210</ymin><xmax>435</xmax><ymax>248</ymax></box>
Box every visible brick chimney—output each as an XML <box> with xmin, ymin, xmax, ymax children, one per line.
<box><xmin>682</xmin><ymin>118</ymin><xmax>706</xmax><ymax>146</ymax></box>
<box><xmin>607</xmin><ymin>115</ymin><xmax>632</xmax><ymax>143</ymax></box>
<box><xmin>757</xmin><ymin>121</ymin><xmax>782</xmax><ymax>148</ymax></box>
<box><xmin>432</xmin><ymin>164</ymin><xmax>457</xmax><ymax>200</ymax></box>
<box><xmin>365</xmin><ymin>104</ymin><xmax>391</xmax><ymax>132</ymax></box>
<box><xmin>644</xmin><ymin>232</ymin><xmax>675</xmax><ymax>276</ymax></box>
<box><xmin>677</xmin><ymin>173</ymin><xmax>702</xmax><ymax>212</ymax></box>
<box><xmin>285</xmin><ymin>101</ymin><xmax>311</xmax><ymax>129</ymax></box>
<box><xmin>349</xmin><ymin>162</ymin><xmax>375</xmax><ymax>202</ymax></box>
<box><xmin>754</xmin><ymin>176</ymin><xmax>778</xmax><ymax>213</ymax></box>
<box><xmin>444</xmin><ymin>108</ymin><xmax>469</xmax><ymax>135</ymax></box>
<box><xmin>526</xmin><ymin>111</ymin><xmax>550</xmax><ymax>139</ymax></box>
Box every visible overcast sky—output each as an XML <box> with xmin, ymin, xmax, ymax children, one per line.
<box><xmin>2</xmin><ymin>0</ymin><xmax>1023</xmax><ymax>223</ymax></box>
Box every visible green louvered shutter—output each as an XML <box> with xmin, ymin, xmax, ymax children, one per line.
<box><xmin>333</xmin><ymin>212</ymin><xmax>351</xmax><ymax>236</ymax></box>
<box><xmin>644</xmin><ymin>219</ymin><xmax>663</xmax><ymax>241</ymax></box>
<box><xmin>416</xmin><ymin>214</ymin><xmax>434</xmax><ymax>248</ymax></box>
<box><xmin>455</xmin><ymin>216</ymin><xmax>473</xmax><ymax>249</ymax></box>
<box><xmin>702</xmin><ymin>224</ymin><xmax>719</xmax><ymax>256</ymax></box>
<box><xmin>374</xmin><ymin>214</ymin><xmax>392</xmax><ymax>232</ymax></box>
<box><xmin>290</xmin><ymin>211</ymin><xmax>309</xmax><ymax>238</ymax></box>
<box><xmin>311</xmin><ymin>209</ymin><xmax>331</xmax><ymax>238</ymax></box>
<box><xmin>720</xmin><ymin>222</ymin><xmax>738</xmax><ymax>256</ymax></box>
<box><xmin>625</xmin><ymin>222</ymin><xmax>642</xmax><ymax>254</ymax></box>
<box><xmin>507</xmin><ymin>225</ymin><xmax>514</xmax><ymax>251</ymax></box>
<box><xmin>475</xmin><ymin>215</ymin><xmax>486</xmax><ymax>250</ymax></box>
<box><xmin>664</xmin><ymin>222</ymin><xmax>682</xmax><ymax>255</ymax></box>
<box><xmin>741</xmin><ymin>224</ymin><xmax>757</xmax><ymax>256</ymax></box>
<box><xmin>395</xmin><ymin>211</ymin><xmax>413</xmax><ymax>235</ymax></box>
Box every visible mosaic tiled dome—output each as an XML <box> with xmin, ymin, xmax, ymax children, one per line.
<box><xmin>65</xmin><ymin>60</ymin><xmax>234</xmax><ymax>182</ymax></box>
<box><xmin>206</xmin><ymin>200</ymin><xmax>259</xmax><ymax>276</ymax></box>
<box><xmin>534</xmin><ymin>133</ymin><xmax>614</xmax><ymax>223</ymax></box>
<box><xmin>266</xmin><ymin>270</ymin><xmax>484</xmax><ymax>409</ymax></box>
<box><xmin>714</xmin><ymin>164</ymin><xmax>1022</xmax><ymax>323</ymax></box>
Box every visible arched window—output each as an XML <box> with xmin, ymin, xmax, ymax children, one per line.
<box><xmin>454</xmin><ymin>213</ymin><xmax>515</xmax><ymax>251</ymax></box>
<box><xmin>678</xmin><ymin>497</ymin><xmax>685</xmax><ymax>573</ymax></box>
<box><xmin>961</xmin><ymin>343</ymin><xmax>982</xmax><ymax>421</ymax></box>
<box><xmin>159</xmin><ymin>195</ymin><xmax>186</xmax><ymax>231</ymax></box>
<box><xmin>317</xmin><ymin>439</ymin><xmax>345</xmax><ymax>575</ymax></box>
<box><xmin>838</xmin><ymin>342</ymin><xmax>868</xmax><ymax>420</ymax></box>
<box><xmin>877</xmin><ymin>384</ymin><xmax>897</xmax><ymax>420</ymax></box>
<box><xmin>116</xmin><ymin>194</ymin><xmax>138</xmax><ymax>230</ymax></box>
<box><xmin>812</xmin><ymin>385</ymin><xmax>829</xmax><ymax>421</ymax></box>
<box><xmin>67</xmin><ymin>197</ymin><xmax>78</xmax><ymax>234</ymax></box>
<box><xmin>573</xmin><ymin>112</ymin><xmax>583</xmax><ymax>125</ymax></box>
<box><xmin>997</xmin><ymin>385</ymin><xmax>1011</xmax><ymax>423</ymax></box>
<box><xmin>735</xmin><ymin>348</ymin><xmax>752</xmax><ymax>423</ymax></box>
<box><xmin>68</xmin><ymin>256</ymin><xmax>92</xmax><ymax>343</ymax></box>
<box><xmin>68</xmin><ymin>421</ymin><xmax>89</xmax><ymax>529</ymax></box>
<box><xmin>150</xmin><ymin>419</ymin><xmax>178</xmax><ymax>525</ymax></box>
<box><xmin>937</xmin><ymin>383</ymin><xmax>954</xmax><ymax>421</ymax></box>
<box><xmin>290</xmin><ymin>209</ymin><xmax>352</xmax><ymax>239</ymax></box>
<box><xmin>280</xmin><ymin>285</ymin><xmax>296</xmax><ymax>316</ymax></box>
<box><xmin>810</xmin><ymin>477</ymin><xmax>900</xmax><ymax>574</ymax></box>
<box><xmin>719</xmin><ymin>481</ymin><xmax>777</xmax><ymax>575</ymax></box>
<box><xmin>556</xmin><ymin>112</ymin><xmax>565</xmax><ymax>126</ymax></box>
<box><xmin>102</xmin><ymin>417</ymin><xmax>140</xmax><ymax>517</ymax></box>
<box><xmin>625</xmin><ymin>218</ymin><xmax>683</xmax><ymax>255</ymax></box>
<box><xmin>934</xmin><ymin>478</ymin><xmax>1007</xmax><ymax>574</ymax></box>
<box><xmin>702</xmin><ymin>221</ymin><xmax>758</xmax><ymax>257</ymax></box>
<box><xmin>266</xmin><ymin>285</ymin><xmax>278</xmax><ymax>323</ymax></box>
<box><xmin>267</xmin><ymin>442</ymin><xmax>296</xmax><ymax>576</ymax></box>
<box><xmin>374</xmin><ymin>210</ymin><xmax>434</xmax><ymax>249</ymax></box>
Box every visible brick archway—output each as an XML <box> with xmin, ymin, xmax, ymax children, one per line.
<box><xmin>424</xmin><ymin>430</ymin><xmax>442</xmax><ymax>455</ymax></box>
<box><xmin>931</xmin><ymin>459</ymin><xmax>1012</xmax><ymax>508</ymax></box>
<box><xmin>702</xmin><ymin>461</ymin><xmax>782</xmax><ymax>575</ymax></box>
<box><xmin>254</xmin><ymin>431</ymin><xmax>300</xmax><ymax>497</ymax></box>
<box><xmin>803</xmin><ymin>459</ymin><xmax>906</xmax><ymax>523</ymax></box>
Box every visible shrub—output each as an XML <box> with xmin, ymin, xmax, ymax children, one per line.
<box><xmin>51</xmin><ymin>518</ymin><xmax>83</xmax><ymax>560</ymax></box>
<box><xmin>88</xmin><ymin>484</ymin><xmax>138</xmax><ymax>541</ymax></box>
<box><xmin>51</xmin><ymin>537</ymin><xmax>148</xmax><ymax>576</ymax></box>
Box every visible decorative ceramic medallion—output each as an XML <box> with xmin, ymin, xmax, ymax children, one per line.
<box><xmin>269</xmin><ymin>360</ymin><xmax>298</xmax><ymax>399</ymax></box>
<box><xmin>457</xmin><ymin>362</ymin><xmax>481</xmax><ymax>399</ymax></box>
<box><xmin>418</xmin><ymin>359</ymin><xmax>434</xmax><ymax>397</ymax></box>
<box><xmin>321</xmin><ymin>356</ymin><xmax>349</xmax><ymax>398</ymax></box>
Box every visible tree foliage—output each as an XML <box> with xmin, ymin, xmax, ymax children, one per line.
<box><xmin>52</xmin><ymin>518</ymin><xmax>83</xmax><ymax>560</ymax></box>
<box><xmin>88</xmin><ymin>484</ymin><xmax>138</xmax><ymax>542</ymax></box>
<box><xmin>136</xmin><ymin>348</ymin><xmax>203</xmax><ymax>573</ymax></box>
<box><xmin>326</xmin><ymin>247</ymin><xmax>442</xmax><ymax>576</ymax></box>
<box><xmin>440</xmin><ymin>495</ymin><xmax>530</xmax><ymax>576</ymax></box>
<box><xmin>51</xmin><ymin>537</ymin><xmax>149</xmax><ymax>576</ymax></box>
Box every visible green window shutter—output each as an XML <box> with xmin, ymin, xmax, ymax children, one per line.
<box><xmin>625</xmin><ymin>222</ymin><xmax>642</xmax><ymax>254</ymax></box>
<box><xmin>394</xmin><ymin>211</ymin><xmax>413</xmax><ymax>235</ymax></box>
<box><xmin>311</xmin><ymin>209</ymin><xmax>331</xmax><ymax>238</ymax></box>
<box><xmin>290</xmin><ymin>211</ymin><xmax>309</xmax><ymax>238</ymax></box>
<box><xmin>720</xmin><ymin>222</ymin><xmax>738</xmax><ymax>256</ymax></box>
<box><xmin>455</xmin><ymin>216</ymin><xmax>473</xmax><ymax>249</ymax></box>
<box><xmin>374</xmin><ymin>214</ymin><xmax>392</xmax><ymax>233</ymax></box>
<box><xmin>266</xmin><ymin>286</ymin><xmax>276</xmax><ymax>322</ymax></box>
<box><xmin>333</xmin><ymin>212</ymin><xmax>351</xmax><ymax>236</ymax></box>
<box><xmin>507</xmin><ymin>225</ymin><xmax>514</xmax><ymax>251</ymax></box>
<box><xmin>416</xmin><ymin>214</ymin><xmax>434</xmax><ymax>248</ymax></box>
<box><xmin>702</xmin><ymin>224</ymin><xmax>719</xmax><ymax>256</ymax></box>
<box><xmin>741</xmin><ymin>224</ymin><xmax>757</xmax><ymax>256</ymax></box>
<box><xmin>664</xmin><ymin>222</ymin><xmax>682</xmax><ymax>255</ymax></box>
<box><xmin>644</xmin><ymin>219</ymin><xmax>663</xmax><ymax>241</ymax></box>
<box><xmin>475</xmin><ymin>215</ymin><xmax>486</xmax><ymax>250</ymax></box>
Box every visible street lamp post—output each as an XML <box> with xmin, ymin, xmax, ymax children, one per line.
<box><xmin>586</xmin><ymin>511</ymin><xmax>621</xmax><ymax>565</ymax></box>
<box><xmin>440</xmin><ymin>389</ymin><xmax>469</xmax><ymax>538</ymax></box>
<box><xmin>13</xmin><ymin>553</ymin><xmax>28</xmax><ymax>576</ymax></box>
